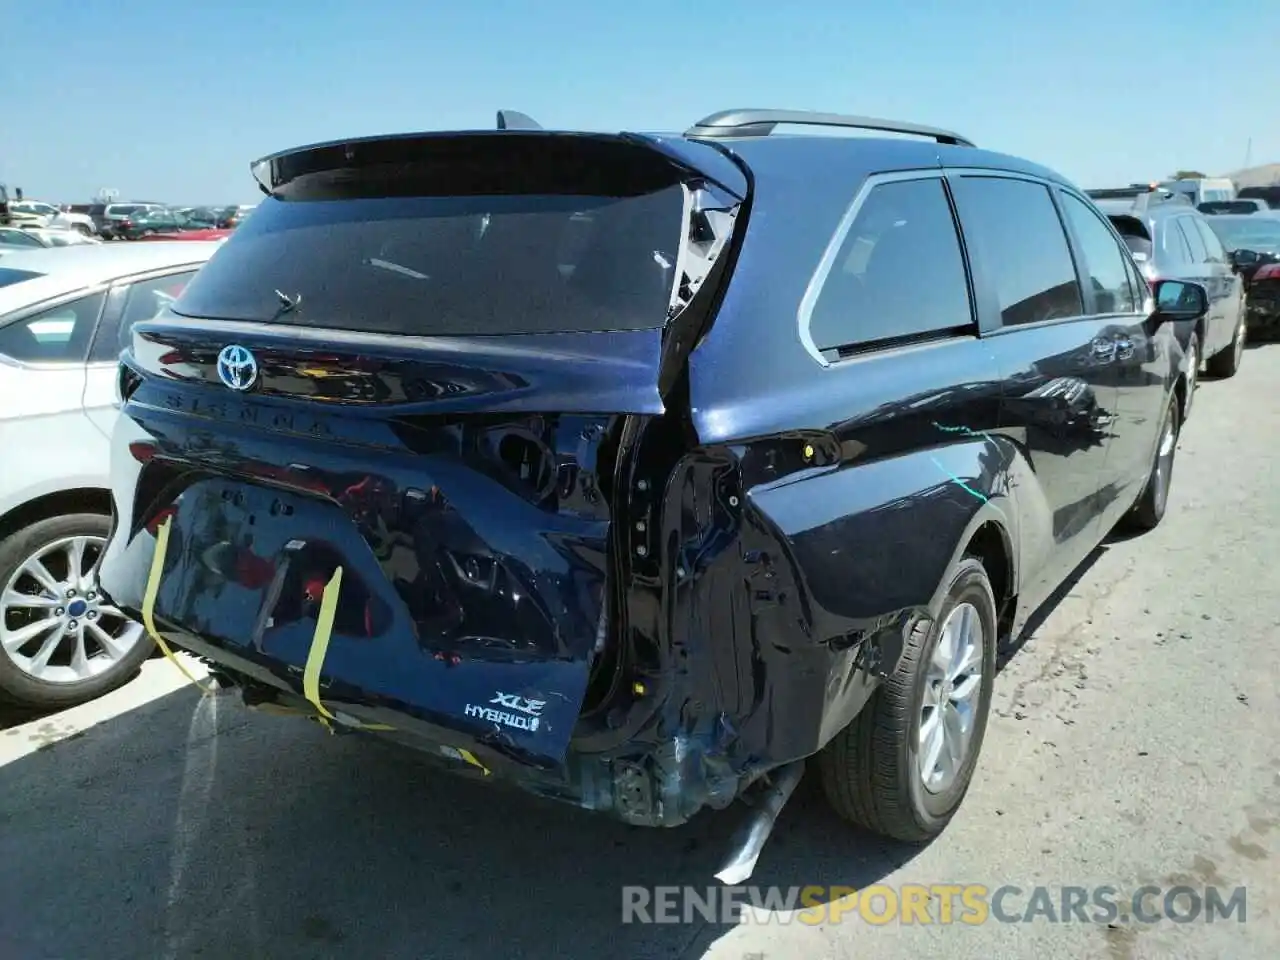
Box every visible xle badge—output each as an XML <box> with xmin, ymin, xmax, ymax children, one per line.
<box><xmin>464</xmin><ymin>692</ymin><xmax>547</xmax><ymax>732</ymax></box>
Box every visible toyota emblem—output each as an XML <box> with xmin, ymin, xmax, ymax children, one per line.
<box><xmin>216</xmin><ymin>344</ymin><xmax>259</xmax><ymax>392</ymax></box>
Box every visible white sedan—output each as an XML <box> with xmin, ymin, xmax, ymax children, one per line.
<box><xmin>0</xmin><ymin>241</ymin><xmax>221</xmax><ymax>709</ymax></box>
<box><xmin>0</xmin><ymin>226</ymin><xmax>102</xmax><ymax>252</ymax></box>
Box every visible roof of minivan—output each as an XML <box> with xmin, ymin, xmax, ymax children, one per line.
<box><xmin>692</xmin><ymin>133</ymin><xmax>1071</xmax><ymax>186</ymax></box>
<box><xmin>0</xmin><ymin>241</ymin><xmax>219</xmax><ymax>316</ymax></box>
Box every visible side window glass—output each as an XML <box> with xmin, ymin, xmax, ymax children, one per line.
<box><xmin>1193</xmin><ymin>218</ymin><xmax>1226</xmax><ymax>262</ymax></box>
<box><xmin>951</xmin><ymin>176</ymin><xmax>1082</xmax><ymax>326</ymax></box>
<box><xmin>0</xmin><ymin>292</ymin><xmax>107</xmax><ymax>364</ymax></box>
<box><xmin>90</xmin><ymin>271</ymin><xmax>196</xmax><ymax>362</ymax></box>
<box><xmin>1179</xmin><ymin>219</ymin><xmax>1208</xmax><ymax>264</ymax></box>
<box><xmin>1127</xmin><ymin>255</ymin><xmax>1150</xmax><ymax>308</ymax></box>
<box><xmin>1160</xmin><ymin>221</ymin><xmax>1191</xmax><ymax>265</ymax></box>
<box><xmin>808</xmin><ymin>177</ymin><xmax>973</xmax><ymax>351</ymax></box>
<box><xmin>1060</xmin><ymin>193</ymin><xmax>1138</xmax><ymax>314</ymax></box>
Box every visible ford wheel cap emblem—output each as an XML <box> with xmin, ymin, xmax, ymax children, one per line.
<box><xmin>217</xmin><ymin>344</ymin><xmax>259</xmax><ymax>391</ymax></box>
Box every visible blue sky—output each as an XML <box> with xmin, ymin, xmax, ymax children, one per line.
<box><xmin>5</xmin><ymin>0</ymin><xmax>1275</xmax><ymax>204</ymax></box>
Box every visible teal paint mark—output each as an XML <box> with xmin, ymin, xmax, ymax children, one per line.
<box><xmin>929</xmin><ymin>456</ymin><xmax>989</xmax><ymax>503</ymax></box>
<box><xmin>932</xmin><ymin>421</ymin><xmax>995</xmax><ymax>444</ymax></box>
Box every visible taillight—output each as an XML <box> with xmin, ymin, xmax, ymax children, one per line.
<box><xmin>116</xmin><ymin>363</ymin><xmax>142</xmax><ymax>405</ymax></box>
<box><xmin>145</xmin><ymin>506</ymin><xmax>178</xmax><ymax>536</ymax></box>
<box><xmin>1255</xmin><ymin>263</ymin><xmax>1280</xmax><ymax>281</ymax></box>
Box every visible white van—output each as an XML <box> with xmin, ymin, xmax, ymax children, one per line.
<box><xmin>1160</xmin><ymin>177</ymin><xmax>1236</xmax><ymax>205</ymax></box>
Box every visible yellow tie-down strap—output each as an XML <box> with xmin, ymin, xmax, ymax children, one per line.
<box><xmin>141</xmin><ymin>516</ymin><xmax>218</xmax><ymax>696</ymax></box>
<box><xmin>141</xmin><ymin>517</ymin><xmax>489</xmax><ymax>774</ymax></box>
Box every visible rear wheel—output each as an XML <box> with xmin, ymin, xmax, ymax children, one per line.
<box><xmin>817</xmin><ymin>557</ymin><xmax>997</xmax><ymax>843</ymax></box>
<box><xmin>1206</xmin><ymin>312</ymin><xmax>1245</xmax><ymax>379</ymax></box>
<box><xmin>72</xmin><ymin>223</ymin><xmax>93</xmax><ymax>237</ymax></box>
<box><xmin>0</xmin><ymin>514</ymin><xmax>153</xmax><ymax>708</ymax></box>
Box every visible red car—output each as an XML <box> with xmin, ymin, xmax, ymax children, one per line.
<box><xmin>139</xmin><ymin>227</ymin><xmax>233</xmax><ymax>241</ymax></box>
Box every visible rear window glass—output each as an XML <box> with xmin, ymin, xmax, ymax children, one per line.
<box><xmin>174</xmin><ymin>189</ymin><xmax>686</xmax><ymax>336</ymax></box>
<box><xmin>0</xmin><ymin>267</ymin><xmax>44</xmax><ymax>288</ymax></box>
<box><xmin>1199</xmin><ymin>201</ymin><xmax>1258</xmax><ymax>215</ymax></box>
<box><xmin>1107</xmin><ymin>216</ymin><xmax>1153</xmax><ymax>261</ymax></box>
<box><xmin>1119</xmin><ymin>235</ymin><xmax>1154</xmax><ymax>261</ymax></box>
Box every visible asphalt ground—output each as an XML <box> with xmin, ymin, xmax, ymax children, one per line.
<box><xmin>1</xmin><ymin>341</ymin><xmax>1277</xmax><ymax>960</ymax></box>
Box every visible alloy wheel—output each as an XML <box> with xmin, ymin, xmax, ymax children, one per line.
<box><xmin>1152</xmin><ymin>404</ymin><xmax>1178</xmax><ymax>516</ymax></box>
<box><xmin>1184</xmin><ymin>338</ymin><xmax>1198</xmax><ymax>419</ymax></box>
<box><xmin>919</xmin><ymin>601</ymin><xmax>985</xmax><ymax>795</ymax></box>
<box><xmin>0</xmin><ymin>535</ymin><xmax>144</xmax><ymax>684</ymax></box>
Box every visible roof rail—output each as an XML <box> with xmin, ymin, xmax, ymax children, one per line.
<box><xmin>496</xmin><ymin>110</ymin><xmax>542</xmax><ymax>131</ymax></box>
<box><xmin>683</xmin><ymin>109</ymin><xmax>974</xmax><ymax>147</ymax></box>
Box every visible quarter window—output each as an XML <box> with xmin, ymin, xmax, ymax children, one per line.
<box><xmin>1060</xmin><ymin>193</ymin><xmax>1138</xmax><ymax>314</ymax></box>
<box><xmin>1160</xmin><ymin>221</ymin><xmax>1192</xmax><ymax>265</ymax></box>
<box><xmin>808</xmin><ymin>176</ymin><xmax>973</xmax><ymax>351</ymax></box>
<box><xmin>0</xmin><ymin>292</ymin><xmax>107</xmax><ymax>364</ymax></box>
<box><xmin>1178</xmin><ymin>218</ymin><xmax>1208</xmax><ymax>263</ymax></box>
<box><xmin>951</xmin><ymin>177</ymin><xmax>1083</xmax><ymax>326</ymax></box>
<box><xmin>91</xmin><ymin>270</ymin><xmax>197</xmax><ymax>362</ymax></box>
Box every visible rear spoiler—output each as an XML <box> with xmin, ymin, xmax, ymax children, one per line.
<box><xmin>249</xmin><ymin>112</ymin><xmax>748</xmax><ymax>201</ymax></box>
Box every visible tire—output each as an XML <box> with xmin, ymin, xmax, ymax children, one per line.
<box><xmin>1181</xmin><ymin>332</ymin><xmax>1199</xmax><ymax>421</ymax></box>
<box><xmin>817</xmin><ymin>557</ymin><xmax>997</xmax><ymax>843</ymax></box>
<box><xmin>0</xmin><ymin>513</ymin><xmax>153</xmax><ymax>709</ymax></box>
<box><xmin>1206</xmin><ymin>311</ymin><xmax>1245</xmax><ymax>379</ymax></box>
<box><xmin>72</xmin><ymin>223</ymin><xmax>92</xmax><ymax>237</ymax></box>
<box><xmin>1126</xmin><ymin>393</ymin><xmax>1180</xmax><ymax>532</ymax></box>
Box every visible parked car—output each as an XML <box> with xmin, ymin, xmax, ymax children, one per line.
<box><xmin>1198</xmin><ymin>199</ymin><xmax>1270</xmax><ymax>215</ymax></box>
<box><xmin>64</xmin><ymin>203</ymin><xmax>111</xmax><ymax>237</ymax></box>
<box><xmin>99</xmin><ymin>203</ymin><xmax>166</xmax><ymax>240</ymax></box>
<box><xmin>1086</xmin><ymin>184</ymin><xmax>1193</xmax><ymax>208</ymax></box>
<box><xmin>97</xmin><ymin>109</ymin><xmax>1205</xmax><ymax>861</ymax></box>
<box><xmin>0</xmin><ymin>241</ymin><xmax>221</xmax><ymax>709</ymax></box>
<box><xmin>138</xmin><ymin>226</ymin><xmax>233</xmax><ymax>242</ymax></box>
<box><xmin>1236</xmin><ymin>185</ymin><xmax>1280</xmax><ymax>209</ymax></box>
<box><xmin>1203</xmin><ymin>213</ymin><xmax>1280</xmax><ymax>339</ymax></box>
<box><xmin>1159</xmin><ymin>177</ymin><xmax>1236</xmax><ymax>206</ymax></box>
<box><xmin>1096</xmin><ymin>196</ymin><xmax>1246</xmax><ymax>414</ymax></box>
<box><xmin>6</xmin><ymin>201</ymin><xmax>60</xmax><ymax>228</ymax></box>
<box><xmin>0</xmin><ymin>226</ymin><xmax>102</xmax><ymax>250</ymax></box>
<box><xmin>114</xmin><ymin>208</ymin><xmax>212</xmax><ymax>241</ymax></box>
<box><xmin>3</xmin><ymin>201</ymin><xmax>95</xmax><ymax>235</ymax></box>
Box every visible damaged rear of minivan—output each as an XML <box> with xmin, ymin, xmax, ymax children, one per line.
<box><xmin>99</xmin><ymin>126</ymin><xmax>778</xmax><ymax>825</ymax></box>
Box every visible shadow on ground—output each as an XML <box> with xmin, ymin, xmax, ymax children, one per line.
<box><xmin>0</xmin><ymin>534</ymin><xmax>1114</xmax><ymax>959</ymax></box>
<box><xmin>0</xmin><ymin>684</ymin><xmax>923</xmax><ymax>960</ymax></box>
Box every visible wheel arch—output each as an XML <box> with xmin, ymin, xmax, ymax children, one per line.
<box><xmin>931</xmin><ymin>499</ymin><xmax>1019</xmax><ymax>644</ymax></box>
<box><xmin>1175</xmin><ymin>322</ymin><xmax>1202</xmax><ymax>419</ymax></box>
<box><xmin>0</xmin><ymin>488</ymin><xmax>113</xmax><ymax>544</ymax></box>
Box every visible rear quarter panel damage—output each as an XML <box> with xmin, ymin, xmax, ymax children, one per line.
<box><xmin>646</xmin><ymin>138</ymin><xmax>1022</xmax><ymax>781</ymax></box>
<box><xmin>645</xmin><ymin>425</ymin><xmax>1017</xmax><ymax>783</ymax></box>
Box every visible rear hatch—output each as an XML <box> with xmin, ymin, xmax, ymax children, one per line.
<box><xmin>102</xmin><ymin>130</ymin><xmax>744</xmax><ymax>772</ymax></box>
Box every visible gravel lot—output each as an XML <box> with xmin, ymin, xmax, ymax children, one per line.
<box><xmin>2</xmin><ymin>344</ymin><xmax>1277</xmax><ymax>960</ymax></box>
